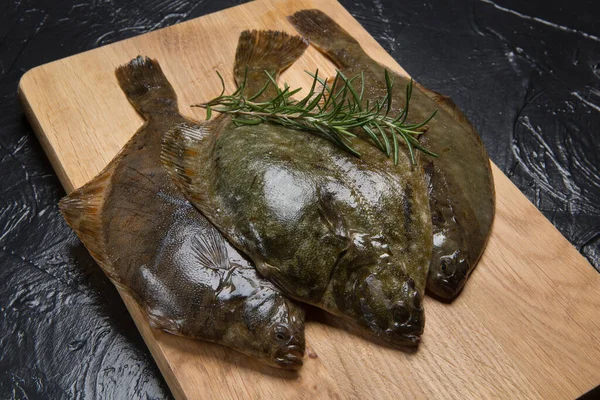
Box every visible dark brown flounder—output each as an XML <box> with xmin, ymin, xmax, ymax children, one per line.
<box><xmin>289</xmin><ymin>10</ymin><xmax>495</xmax><ymax>299</ymax></box>
<box><xmin>162</xmin><ymin>31</ymin><xmax>432</xmax><ymax>346</ymax></box>
<box><xmin>59</xmin><ymin>56</ymin><xmax>305</xmax><ymax>369</ymax></box>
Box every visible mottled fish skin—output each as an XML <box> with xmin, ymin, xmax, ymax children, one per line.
<box><xmin>162</xmin><ymin>31</ymin><xmax>432</xmax><ymax>346</ymax></box>
<box><xmin>423</xmin><ymin>161</ymin><xmax>472</xmax><ymax>299</ymax></box>
<box><xmin>289</xmin><ymin>9</ymin><xmax>495</xmax><ymax>300</ymax></box>
<box><xmin>59</xmin><ymin>56</ymin><xmax>305</xmax><ymax>369</ymax></box>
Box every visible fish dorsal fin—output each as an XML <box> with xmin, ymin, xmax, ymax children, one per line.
<box><xmin>161</xmin><ymin>122</ymin><xmax>215</xmax><ymax>213</ymax></box>
<box><xmin>415</xmin><ymin>83</ymin><xmax>477</xmax><ymax>134</ymax></box>
<box><xmin>59</xmin><ymin>168</ymin><xmax>114</xmax><ymax>279</ymax></box>
<box><xmin>189</xmin><ymin>225</ymin><xmax>230</xmax><ymax>271</ymax></box>
<box><xmin>161</xmin><ymin>121</ymin><xmax>247</xmax><ymax>254</ymax></box>
<box><xmin>415</xmin><ymin>82</ymin><xmax>490</xmax><ymax>167</ymax></box>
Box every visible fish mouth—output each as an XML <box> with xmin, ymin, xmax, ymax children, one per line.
<box><xmin>384</xmin><ymin>330</ymin><xmax>422</xmax><ymax>347</ymax></box>
<box><xmin>386</xmin><ymin>308</ymin><xmax>424</xmax><ymax>347</ymax></box>
<box><xmin>401</xmin><ymin>333</ymin><xmax>421</xmax><ymax>346</ymax></box>
<box><xmin>430</xmin><ymin>257</ymin><xmax>470</xmax><ymax>299</ymax></box>
<box><xmin>274</xmin><ymin>345</ymin><xmax>304</xmax><ymax>369</ymax></box>
<box><xmin>431</xmin><ymin>273</ymin><xmax>468</xmax><ymax>299</ymax></box>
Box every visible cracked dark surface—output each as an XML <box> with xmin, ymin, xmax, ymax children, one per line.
<box><xmin>0</xmin><ymin>0</ymin><xmax>598</xmax><ymax>398</ymax></box>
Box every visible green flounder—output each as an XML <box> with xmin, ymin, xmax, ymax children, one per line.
<box><xmin>162</xmin><ymin>30</ymin><xmax>432</xmax><ymax>346</ymax></box>
<box><xmin>59</xmin><ymin>56</ymin><xmax>305</xmax><ymax>369</ymax></box>
<box><xmin>289</xmin><ymin>10</ymin><xmax>495</xmax><ymax>299</ymax></box>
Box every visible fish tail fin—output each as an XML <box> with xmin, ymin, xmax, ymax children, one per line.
<box><xmin>234</xmin><ymin>30</ymin><xmax>308</xmax><ymax>97</ymax></box>
<box><xmin>288</xmin><ymin>10</ymin><xmax>363</xmax><ymax>69</ymax></box>
<box><xmin>59</xmin><ymin>170</ymin><xmax>118</xmax><ymax>281</ymax></box>
<box><xmin>115</xmin><ymin>56</ymin><xmax>178</xmax><ymax>119</ymax></box>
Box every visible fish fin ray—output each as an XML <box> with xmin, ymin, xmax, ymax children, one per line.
<box><xmin>161</xmin><ymin>122</ymin><xmax>215</xmax><ymax>214</ymax></box>
<box><xmin>115</xmin><ymin>56</ymin><xmax>178</xmax><ymax>119</ymax></box>
<box><xmin>189</xmin><ymin>227</ymin><xmax>230</xmax><ymax>271</ymax></box>
<box><xmin>414</xmin><ymin>84</ymin><xmax>468</xmax><ymax>127</ymax></box>
<box><xmin>145</xmin><ymin>308</ymin><xmax>182</xmax><ymax>333</ymax></box>
<box><xmin>415</xmin><ymin>82</ymin><xmax>493</xmax><ymax>186</ymax></box>
<box><xmin>422</xmin><ymin>161</ymin><xmax>435</xmax><ymax>195</ymax></box>
<box><xmin>234</xmin><ymin>30</ymin><xmax>308</xmax><ymax>92</ymax></box>
<box><xmin>59</xmin><ymin>169</ymin><xmax>119</xmax><ymax>280</ymax></box>
<box><xmin>288</xmin><ymin>10</ymin><xmax>361</xmax><ymax>69</ymax></box>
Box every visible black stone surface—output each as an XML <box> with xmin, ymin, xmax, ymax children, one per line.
<box><xmin>0</xmin><ymin>0</ymin><xmax>598</xmax><ymax>398</ymax></box>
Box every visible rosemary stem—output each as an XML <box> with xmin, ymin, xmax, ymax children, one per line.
<box><xmin>191</xmin><ymin>69</ymin><xmax>438</xmax><ymax>165</ymax></box>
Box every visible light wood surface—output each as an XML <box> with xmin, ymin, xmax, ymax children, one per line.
<box><xmin>18</xmin><ymin>0</ymin><xmax>600</xmax><ymax>398</ymax></box>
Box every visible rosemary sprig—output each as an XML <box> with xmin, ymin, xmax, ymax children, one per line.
<box><xmin>192</xmin><ymin>69</ymin><xmax>438</xmax><ymax>165</ymax></box>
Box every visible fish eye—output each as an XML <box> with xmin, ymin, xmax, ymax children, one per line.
<box><xmin>273</xmin><ymin>325</ymin><xmax>291</xmax><ymax>343</ymax></box>
<box><xmin>439</xmin><ymin>258</ymin><xmax>457</xmax><ymax>276</ymax></box>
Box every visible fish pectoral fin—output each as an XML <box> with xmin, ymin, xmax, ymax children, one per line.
<box><xmin>317</xmin><ymin>189</ymin><xmax>350</xmax><ymax>244</ymax></box>
<box><xmin>422</xmin><ymin>161</ymin><xmax>436</xmax><ymax>195</ymax></box>
<box><xmin>189</xmin><ymin>227</ymin><xmax>230</xmax><ymax>271</ymax></box>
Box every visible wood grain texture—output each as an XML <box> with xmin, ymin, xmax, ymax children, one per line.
<box><xmin>18</xmin><ymin>0</ymin><xmax>600</xmax><ymax>398</ymax></box>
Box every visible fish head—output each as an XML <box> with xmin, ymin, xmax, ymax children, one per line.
<box><xmin>269</xmin><ymin>305</ymin><xmax>306</xmax><ymax>370</ymax></box>
<box><xmin>353</xmin><ymin>269</ymin><xmax>424</xmax><ymax>347</ymax></box>
<box><xmin>243</xmin><ymin>289</ymin><xmax>305</xmax><ymax>370</ymax></box>
<box><xmin>429</xmin><ymin>249</ymin><xmax>470</xmax><ymax>299</ymax></box>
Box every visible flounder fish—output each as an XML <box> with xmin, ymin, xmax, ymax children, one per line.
<box><xmin>289</xmin><ymin>10</ymin><xmax>495</xmax><ymax>299</ymax></box>
<box><xmin>162</xmin><ymin>30</ymin><xmax>432</xmax><ymax>346</ymax></box>
<box><xmin>59</xmin><ymin>56</ymin><xmax>305</xmax><ymax>369</ymax></box>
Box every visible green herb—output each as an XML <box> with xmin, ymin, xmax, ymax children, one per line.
<box><xmin>192</xmin><ymin>69</ymin><xmax>438</xmax><ymax>164</ymax></box>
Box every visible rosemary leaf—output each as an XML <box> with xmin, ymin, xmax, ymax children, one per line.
<box><xmin>191</xmin><ymin>69</ymin><xmax>439</xmax><ymax>165</ymax></box>
<box><xmin>384</xmin><ymin>69</ymin><xmax>394</xmax><ymax>117</ymax></box>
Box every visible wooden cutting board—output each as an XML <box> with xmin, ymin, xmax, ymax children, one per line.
<box><xmin>18</xmin><ymin>0</ymin><xmax>600</xmax><ymax>398</ymax></box>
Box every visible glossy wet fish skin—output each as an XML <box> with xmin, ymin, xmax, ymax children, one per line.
<box><xmin>60</xmin><ymin>56</ymin><xmax>305</xmax><ymax>369</ymax></box>
<box><xmin>417</xmin><ymin>84</ymin><xmax>490</xmax><ymax>298</ymax></box>
<box><xmin>289</xmin><ymin>10</ymin><xmax>495</xmax><ymax>299</ymax></box>
<box><xmin>163</xmin><ymin>31</ymin><xmax>432</xmax><ymax>345</ymax></box>
<box><xmin>103</xmin><ymin>121</ymin><xmax>304</xmax><ymax>369</ymax></box>
<box><xmin>164</xmin><ymin>118</ymin><xmax>431</xmax><ymax>346</ymax></box>
<box><xmin>423</xmin><ymin>161</ymin><xmax>470</xmax><ymax>298</ymax></box>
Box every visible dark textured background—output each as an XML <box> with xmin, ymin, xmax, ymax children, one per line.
<box><xmin>1</xmin><ymin>0</ymin><xmax>599</xmax><ymax>398</ymax></box>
